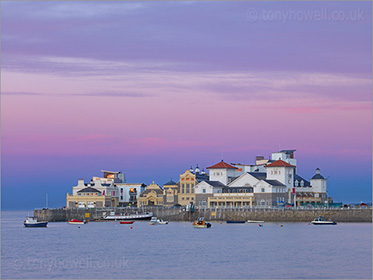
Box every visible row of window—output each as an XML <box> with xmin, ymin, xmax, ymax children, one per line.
<box><xmin>181</xmin><ymin>184</ymin><xmax>195</xmax><ymax>194</ymax></box>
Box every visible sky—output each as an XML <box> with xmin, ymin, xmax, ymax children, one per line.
<box><xmin>1</xmin><ymin>1</ymin><xmax>372</xmax><ymax>210</ymax></box>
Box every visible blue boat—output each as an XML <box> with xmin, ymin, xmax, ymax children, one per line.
<box><xmin>24</xmin><ymin>217</ymin><xmax>48</xmax><ymax>228</ymax></box>
<box><xmin>227</xmin><ymin>220</ymin><xmax>245</xmax><ymax>224</ymax></box>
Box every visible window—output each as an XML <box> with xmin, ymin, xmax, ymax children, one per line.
<box><xmin>203</xmin><ymin>189</ymin><xmax>206</xmax><ymax>193</ymax></box>
<box><xmin>261</xmin><ymin>188</ymin><xmax>265</xmax><ymax>192</ymax></box>
<box><xmin>186</xmin><ymin>184</ymin><xmax>190</xmax><ymax>193</ymax></box>
<box><xmin>182</xmin><ymin>184</ymin><xmax>185</xmax><ymax>194</ymax></box>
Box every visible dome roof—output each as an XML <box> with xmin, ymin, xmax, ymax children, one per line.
<box><xmin>311</xmin><ymin>174</ymin><xmax>325</xmax><ymax>180</ymax></box>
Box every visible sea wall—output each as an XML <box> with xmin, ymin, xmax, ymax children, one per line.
<box><xmin>34</xmin><ymin>207</ymin><xmax>372</xmax><ymax>223</ymax></box>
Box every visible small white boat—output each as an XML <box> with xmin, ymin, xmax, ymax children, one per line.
<box><xmin>24</xmin><ymin>217</ymin><xmax>48</xmax><ymax>228</ymax></box>
<box><xmin>150</xmin><ymin>217</ymin><xmax>168</xmax><ymax>225</ymax></box>
<box><xmin>247</xmin><ymin>220</ymin><xmax>264</xmax><ymax>223</ymax></box>
<box><xmin>68</xmin><ymin>219</ymin><xmax>87</xmax><ymax>225</ymax></box>
<box><xmin>157</xmin><ymin>219</ymin><xmax>168</xmax><ymax>225</ymax></box>
<box><xmin>311</xmin><ymin>216</ymin><xmax>337</xmax><ymax>225</ymax></box>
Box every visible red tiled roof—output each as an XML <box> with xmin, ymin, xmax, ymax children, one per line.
<box><xmin>265</xmin><ymin>160</ymin><xmax>295</xmax><ymax>168</ymax></box>
<box><xmin>206</xmin><ymin>160</ymin><xmax>237</xmax><ymax>169</ymax></box>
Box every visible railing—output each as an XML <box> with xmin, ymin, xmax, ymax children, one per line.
<box><xmin>214</xmin><ymin>193</ymin><xmax>254</xmax><ymax>197</ymax></box>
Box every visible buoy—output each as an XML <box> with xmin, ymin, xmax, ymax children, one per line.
<box><xmin>130</xmin><ymin>226</ymin><xmax>133</xmax><ymax>229</ymax></box>
<box><xmin>78</xmin><ymin>226</ymin><xmax>80</xmax><ymax>228</ymax></box>
<box><xmin>280</xmin><ymin>225</ymin><xmax>284</xmax><ymax>227</ymax></box>
<box><xmin>258</xmin><ymin>224</ymin><xmax>263</xmax><ymax>227</ymax></box>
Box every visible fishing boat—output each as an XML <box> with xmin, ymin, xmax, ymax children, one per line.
<box><xmin>68</xmin><ymin>219</ymin><xmax>87</xmax><ymax>225</ymax></box>
<box><xmin>24</xmin><ymin>217</ymin><xmax>48</xmax><ymax>228</ymax></box>
<box><xmin>247</xmin><ymin>220</ymin><xmax>265</xmax><ymax>223</ymax></box>
<box><xmin>103</xmin><ymin>212</ymin><xmax>153</xmax><ymax>221</ymax></box>
<box><xmin>193</xmin><ymin>217</ymin><xmax>211</xmax><ymax>228</ymax></box>
<box><xmin>311</xmin><ymin>216</ymin><xmax>337</xmax><ymax>225</ymax></box>
<box><xmin>120</xmin><ymin>221</ymin><xmax>134</xmax><ymax>224</ymax></box>
<box><xmin>227</xmin><ymin>220</ymin><xmax>245</xmax><ymax>224</ymax></box>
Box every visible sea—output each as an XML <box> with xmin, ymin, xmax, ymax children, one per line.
<box><xmin>1</xmin><ymin>211</ymin><xmax>372</xmax><ymax>279</ymax></box>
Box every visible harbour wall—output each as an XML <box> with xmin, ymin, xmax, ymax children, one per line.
<box><xmin>34</xmin><ymin>207</ymin><xmax>372</xmax><ymax>223</ymax></box>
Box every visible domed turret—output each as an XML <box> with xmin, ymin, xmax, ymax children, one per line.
<box><xmin>195</xmin><ymin>164</ymin><xmax>200</xmax><ymax>174</ymax></box>
<box><xmin>189</xmin><ymin>166</ymin><xmax>194</xmax><ymax>173</ymax></box>
<box><xmin>201</xmin><ymin>169</ymin><xmax>206</xmax><ymax>175</ymax></box>
<box><xmin>312</xmin><ymin>168</ymin><xmax>325</xmax><ymax>180</ymax></box>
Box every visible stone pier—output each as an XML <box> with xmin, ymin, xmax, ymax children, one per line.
<box><xmin>34</xmin><ymin>207</ymin><xmax>372</xmax><ymax>223</ymax></box>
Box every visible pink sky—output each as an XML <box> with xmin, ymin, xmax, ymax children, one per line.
<box><xmin>1</xmin><ymin>1</ymin><xmax>371</xmax><ymax>208</ymax></box>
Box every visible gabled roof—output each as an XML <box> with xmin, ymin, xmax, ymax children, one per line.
<box><xmin>207</xmin><ymin>160</ymin><xmax>237</xmax><ymax>169</ymax></box>
<box><xmin>247</xmin><ymin>172</ymin><xmax>267</xmax><ymax>180</ymax></box>
<box><xmin>294</xmin><ymin>174</ymin><xmax>311</xmax><ymax>187</ymax></box>
<box><xmin>77</xmin><ymin>187</ymin><xmax>101</xmax><ymax>193</ymax></box>
<box><xmin>199</xmin><ymin>180</ymin><xmax>226</xmax><ymax>188</ymax></box>
<box><xmin>263</xmin><ymin>179</ymin><xmax>286</xmax><ymax>187</ymax></box>
<box><xmin>265</xmin><ymin>159</ymin><xmax>295</xmax><ymax>168</ymax></box>
<box><xmin>207</xmin><ymin>181</ymin><xmax>226</xmax><ymax>188</ymax></box>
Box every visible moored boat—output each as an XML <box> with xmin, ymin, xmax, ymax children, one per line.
<box><xmin>68</xmin><ymin>219</ymin><xmax>87</xmax><ymax>225</ymax></box>
<box><xmin>120</xmin><ymin>221</ymin><xmax>134</xmax><ymax>224</ymax></box>
<box><xmin>247</xmin><ymin>220</ymin><xmax>265</xmax><ymax>223</ymax></box>
<box><xmin>311</xmin><ymin>216</ymin><xmax>337</xmax><ymax>225</ymax></box>
<box><xmin>157</xmin><ymin>218</ymin><xmax>168</xmax><ymax>225</ymax></box>
<box><xmin>193</xmin><ymin>217</ymin><xmax>211</xmax><ymax>228</ymax></box>
<box><xmin>150</xmin><ymin>217</ymin><xmax>158</xmax><ymax>225</ymax></box>
<box><xmin>24</xmin><ymin>217</ymin><xmax>48</xmax><ymax>228</ymax></box>
<box><xmin>227</xmin><ymin>220</ymin><xmax>245</xmax><ymax>224</ymax></box>
<box><xmin>103</xmin><ymin>212</ymin><xmax>153</xmax><ymax>221</ymax></box>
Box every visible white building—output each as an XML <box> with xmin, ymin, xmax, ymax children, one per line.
<box><xmin>197</xmin><ymin>150</ymin><xmax>331</xmax><ymax>207</ymax></box>
<box><xmin>116</xmin><ymin>183</ymin><xmax>146</xmax><ymax>206</ymax></box>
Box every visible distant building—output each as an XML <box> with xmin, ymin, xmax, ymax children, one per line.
<box><xmin>193</xmin><ymin>149</ymin><xmax>332</xmax><ymax>208</ymax></box>
<box><xmin>116</xmin><ymin>183</ymin><xmax>146</xmax><ymax>207</ymax></box>
<box><xmin>66</xmin><ymin>170</ymin><xmax>145</xmax><ymax>208</ymax></box>
<box><xmin>177</xmin><ymin>165</ymin><xmax>209</xmax><ymax>206</ymax></box>
<box><xmin>163</xmin><ymin>180</ymin><xmax>179</xmax><ymax>206</ymax></box>
<box><xmin>137</xmin><ymin>182</ymin><xmax>164</xmax><ymax>206</ymax></box>
<box><xmin>66</xmin><ymin>177</ymin><xmax>119</xmax><ymax>208</ymax></box>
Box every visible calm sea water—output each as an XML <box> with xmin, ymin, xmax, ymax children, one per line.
<box><xmin>1</xmin><ymin>211</ymin><xmax>372</xmax><ymax>279</ymax></box>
